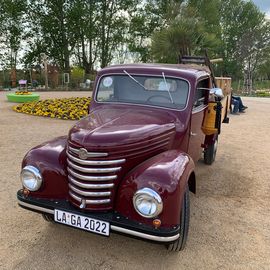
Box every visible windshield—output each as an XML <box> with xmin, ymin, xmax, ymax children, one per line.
<box><xmin>96</xmin><ymin>74</ymin><xmax>189</xmax><ymax>110</ymax></box>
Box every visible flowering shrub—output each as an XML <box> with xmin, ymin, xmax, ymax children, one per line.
<box><xmin>13</xmin><ymin>97</ymin><xmax>91</xmax><ymax>120</ymax></box>
<box><xmin>15</xmin><ymin>91</ymin><xmax>31</xmax><ymax>95</ymax></box>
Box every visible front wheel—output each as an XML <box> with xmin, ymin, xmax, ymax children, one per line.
<box><xmin>204</xmin><ymin>137</ymin><xmax>218</xmax><ymax>165</ymax></box>
<box><xmin>166</xmin><ymin>187</ymin><xmax>190</xmax><ymax>251</ymax></box>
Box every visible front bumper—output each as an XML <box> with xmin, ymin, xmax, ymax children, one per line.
<box><xmin>17</xmin><ymin>190</ymin><xmax>180</xmax><ymax>243</ymax></box>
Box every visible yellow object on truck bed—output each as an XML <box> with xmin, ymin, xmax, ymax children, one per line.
<box><xmin>202</xmin><ymin>77</ymin><xmax>232</xmax><ymax>135</ymax></box>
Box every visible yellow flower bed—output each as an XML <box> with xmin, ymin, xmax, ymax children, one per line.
<box><xmin>15</xmin><ymin>91</ymin><xmax>32</xmax><ymax>95</ymax></box>
<box><xmin>13</xmin><ymin>97</ymin><xmax>91</xmax><ymax>120</ymax></box>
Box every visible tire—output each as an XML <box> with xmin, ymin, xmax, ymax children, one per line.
<box><xmin>204</xmin><ymin>138</ymin><xmax>218</xmax><ymax>165</ymax></box>
<box><xmin>42</xmin><ymin>214</ymin><xmax>55</xmax><ymax>223</ymax></box>
<box><xmin>166</xmin><ymin>187</ymin><xmax>190</xmax><ymax>251</ymax></box>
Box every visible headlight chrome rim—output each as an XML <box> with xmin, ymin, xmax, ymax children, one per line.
<box><xmin>133</xmin><ymin>188</ymin><xmax>163</xmax><ymax>218</ymax></box>
<box><xmin>21</xmin><ymin>165</ymin><xmax>43</xmax><ymax>191</ymax></box>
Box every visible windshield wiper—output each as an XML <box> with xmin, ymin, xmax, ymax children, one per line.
<box><xmin>123</xmin><ymin>70</ymin><xmax>147</xmax><ymax>90</ymax></box>
<box><xmin>162</xmin><ymin>72</ymin><xmax>174</xmax><ymax>104</ymax></box>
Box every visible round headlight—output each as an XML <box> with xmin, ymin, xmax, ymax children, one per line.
<box><xmin>133</xmin><ymin>188</ymin><xmax>163</xmax><ymax>218</ymax></box>
<box><xmin>21</xmin><ymin>165</ymin><xmax>43</xmax><ymax>191</ymax></box>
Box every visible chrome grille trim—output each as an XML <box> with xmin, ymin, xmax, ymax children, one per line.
<box><xmin>67</xmin><ymin>132</ymin><xmax>171</xmax><ymax>208</ymax></box>
<box><xmin>123</xmin><ymin>141</ymin><xmax>170</xmax><ymax>158</ymax></box>
<box><xmin>69</xmin><ymin>146</ymin><xmax>108</xmax><ymax>157</ymax></box>
<box><xmin>110</xmin><ymin>137</ymin><xmax>171</xmax><ymax>156</ymax></box>
<box><xmin>69</xmin><ymin>191</ymin><xmax>111</xmax><ymax>204</ymax></box>
<box><xmin>68</xmin><ymin>168</ymin><xmax>117</xmax><ymax>181</ymax></box>
<box><xmin>69</xmin><ymin>184</ymin><xmax>111</xmax><ymax>197</ymax></box>
<box><xmin>67</xmin><ymin>152</ymin><xmax>126</xmax><ymax>166</ymax></box>
<box><xmin>68</xmin><ymin>176</ymin><xmax>114</xmax><ymax>189</ymax></box>
<box><xmin>67</xmin><ymin>159</ymin><xmax>121</xmax><ymax>173</ymax></box>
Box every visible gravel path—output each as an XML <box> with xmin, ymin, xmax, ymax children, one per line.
<box><xmin>0</xmin><ymin>92</ymin><xmax>269</xmax><ymax>270</ymax></box>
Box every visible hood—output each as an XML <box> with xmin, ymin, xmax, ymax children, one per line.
<box><xmin>69</xmin><ymin>106</ymin><xmax>181</xmax><ymax>149</ymax></box>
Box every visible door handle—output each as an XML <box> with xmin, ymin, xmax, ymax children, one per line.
<box><xmin>190</xmin><ymin>132</ymin><xmax>197</xmax><ymax>136</ymax></box>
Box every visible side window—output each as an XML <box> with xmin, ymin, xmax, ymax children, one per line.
<box><xmin>193</xmin><ymin>79</ymin><xmax>210</xmax><ymax>108</ymax></box>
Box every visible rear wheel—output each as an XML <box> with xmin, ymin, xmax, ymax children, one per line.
<box><xmin>204</xmin><ymin>137</ymin><xmax>218</xmax><ymax>165</ymax></box>
<box><xmin>166</xmin><ymin>187</ymin><xmax>190</xmax><ymax>251</ymax></box>
<box><xmin>42</xmin><ymin>214</ymin><xmax>54</xmax><ymax>223</ymax></box>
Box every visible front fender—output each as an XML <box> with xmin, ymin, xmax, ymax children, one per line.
<box><xmin>115</xmin><ymin>150</ymin><xmax>195</xmax><ymax>228</ymax></box>
<box><xmin>22</xmin><ymin>136</ymin><xmax>68</xmax><ymax>199</ymax></box>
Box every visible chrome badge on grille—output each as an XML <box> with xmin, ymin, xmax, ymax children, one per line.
<box><xmin>78</xmin><ymin>148</ymin><xmax>88</xmax><ymax>160</ymax></box>
<box><xmin>80</xmin><ymin>199</ymin><xmax>86</xmax><ymax>209</ymax></box>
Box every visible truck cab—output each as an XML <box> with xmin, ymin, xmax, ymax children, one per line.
<box><xmin>17</xmin><ymin>63</ymin><xmax>230</xmax><ymax>251</ymax></box>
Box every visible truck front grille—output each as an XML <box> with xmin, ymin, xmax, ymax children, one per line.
<box><xmin>66</xmin><ymin>147</ymin><xmax>125</xmax><ymax>210</ymax></box>
<box><xmin>67</xmin><ymin>130</ymin><xmax>173</xmax><ymax>210</ymax></box>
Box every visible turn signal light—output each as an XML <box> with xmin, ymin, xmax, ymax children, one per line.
<box><xmin>153</xmin><ymin>219</ymin><xmax>161</xmax><ymax>229</ymax></box>
<box><xmin>23</xmin><ymin>188</ymin><xmax>30</xmax><ymax>197</ymax></box>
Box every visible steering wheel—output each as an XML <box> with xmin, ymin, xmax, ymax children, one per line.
<box><xmin>146</xmin><ymin>95</ymin><xmax>172</xmax><ymax>103</ymax></box>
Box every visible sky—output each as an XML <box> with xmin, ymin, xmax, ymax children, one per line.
<box><xmin>251</xmin><ymin>0</ymin><xmax>270</xmax><ymax>18</ymax></box>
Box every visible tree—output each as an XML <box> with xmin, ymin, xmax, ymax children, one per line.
<box><xmin>188</xmin><ymin>0</ymin><xmax>222</xmax><ymax>57</ymax></box>
<box><xmin>71</xmin><ymin>66</ymin><xmax>85</xmax><ymax>87</ymax></box>
<box><xmin>74</xmin><ymin>0</ymin><xmax>137</xmax><ymax>71</ymax></box>
<box><xmin>72</xmin><ymin>0</ymin><xmax>99</xmax><ymax>75</ymax></box>
<box><xmin>188</xmin><ymin>0</ymin><xmax>221</xmax><ymax>34</ymax></box>
<box><xmin>220</xmin><ymin>0</ymin><xmax>270</xmax><ymax>91</ymax></box>
<box><xmin>0</xmin><ymin>0</ymin><xmax>27</xmax><ymax>85</ymax></box>
<box><xmin>27</xmin><ymin>0</ymin><xmax>82</xmax><ymax>72</ymax></box>
<box><xmin>128</xmin><ymin>0</ymin><xmax>185</xmax><ymax>62</ymax></box>
<box><xmin>96</xmin><ymin>0</ymin><xmax>138</xmax><ymax>68</ymax></box>
<box><xmin>151</xmin><ymin>5</ymin><xmax>218</xmax><ymax>63</ymax></box>
<box><xmin>256</xmin><ymin>47</ymin><xmax>270</xmax><ymax>80</ymax></box>
<box><xmin>26</xmin><ymin>0</ymin><xmax>139</xmax><ymax>75</ymax></box>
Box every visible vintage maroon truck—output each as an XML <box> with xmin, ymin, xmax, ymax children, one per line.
<box><xmin>17</xmin><ymin>61</ymin><xmax>230</xmax><ymax>251</ymax></box>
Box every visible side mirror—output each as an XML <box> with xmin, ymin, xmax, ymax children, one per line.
<box><xmin>210</xmin><ymin>88</ymin><xmax>224</xmax><ymax>98</ymax></box>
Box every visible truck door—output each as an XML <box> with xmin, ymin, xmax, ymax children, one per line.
<box><xmin>188</xmin><ymin>79</ymin><xmax>209</xmax><ymax>162</ymax></box>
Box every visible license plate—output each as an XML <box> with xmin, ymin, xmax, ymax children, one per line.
<box><xmin>54</xmin><ymin>209</ymin><xmax>110</xmax><ymax>236</ymax></box>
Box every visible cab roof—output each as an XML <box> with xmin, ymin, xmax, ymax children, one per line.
<box><xmin>99</xmin><ymin>63</ymin><xmax>211</xmax><ymax>80</ymax></box>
